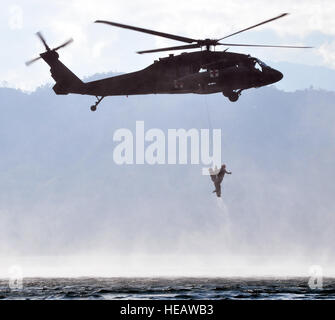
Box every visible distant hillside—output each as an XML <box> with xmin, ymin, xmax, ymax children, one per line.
<box><xmin>269</xmin><ymin>61</ymin><xmax>335</xmax><ymax>92</ymax></box>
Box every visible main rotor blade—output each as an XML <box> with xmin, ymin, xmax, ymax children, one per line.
<box><xmin>36</xmin><ymin>31</ymin><xmax>50</xmax><ymax>51</ymax></box>
<box><xmin>25</xmin><ymin>56</ymin><xmax>42</xmax><ymax>66</ymax></box>
<box><xmin>137</xmin><ymin>43</ymin><xmax>200</xmax><ymax>54</ymax></box>
<box><xmin>95</xmin><ymin>20</ymin><xmax>196</xmax><ymax>43</ymax></box>
<box><xmin>53</xmin><ymin>38</ymin><xmax>74</xmax><ymax>51</ymax></box>
<box><xmin>218</xmin><ymin>13</ymin><xmax>289</xmax><ymax>41</ymax></box>
<box><xmin>218</xmin><ymin>42</ymin><xmax>313</xmax><ymax>48</ymax></box>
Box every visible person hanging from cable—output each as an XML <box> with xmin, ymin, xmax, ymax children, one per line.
<box><xmin>209</xmin><ymin>164</ymin><xmax>232</xmax><ymax>197</ymax></box>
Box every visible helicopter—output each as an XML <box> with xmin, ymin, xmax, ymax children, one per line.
<box><xmin>26</xmin><ymin>13</ymin><xmax>311</xmax><ymax>111</ymax></box>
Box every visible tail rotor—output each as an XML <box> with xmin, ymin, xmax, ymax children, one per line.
<box><xmin>25</xmin><ymin>32</ymin><xmax>73</xmax><ymax>66</ymax></box>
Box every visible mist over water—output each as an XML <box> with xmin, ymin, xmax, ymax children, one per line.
<box><xmin>0</xmin><ymin>85</ymin><xmax>335</xmax><ymax>278</ymax></box>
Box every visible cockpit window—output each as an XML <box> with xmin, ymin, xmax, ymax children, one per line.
<box><xmin>254</xmin><ymin>61</ymin><xmax>262</xmax><ymax>71</ymax></box>
<box><xmin>256</xmin><ymin>58</ymin><xmax>268</xmax><ymax>68</ymax></box>
<box><xmin>249</xmin><ymin>58</ymin><xmax>268</xmax><ymax>71</ymax></box>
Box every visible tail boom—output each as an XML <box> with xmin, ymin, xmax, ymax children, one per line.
<box><xmin>40</xmin><ymin>51</ymin><xmax>85</xmax><ymax>95</ymax></box>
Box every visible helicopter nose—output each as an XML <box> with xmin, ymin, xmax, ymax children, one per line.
<box><xmin>270</xmin><ymin>68</ymin><xmax>283</xmax><ymax>83</ymax></box>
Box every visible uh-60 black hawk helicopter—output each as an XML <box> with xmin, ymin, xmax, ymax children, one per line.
<box><xmin>26</xmin><ymin>13</ymin><xmax>311</xmax><ymax>111</ymax></box>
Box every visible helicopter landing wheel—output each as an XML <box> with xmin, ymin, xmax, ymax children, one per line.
<box><xmin>90</xmin><ymin>96</ymin><xmax>105</xmax><ymax>112</ymax></box>
<box><xmin>228</xmin><ymin>92</ymin><xmax>239</xmax><ymax>102</ymax></box>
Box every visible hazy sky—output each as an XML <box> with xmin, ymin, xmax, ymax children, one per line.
<box><xmin>1</xmin><ymin>0</ymin><xmax>335</xmax><ymax>90</ymax></box>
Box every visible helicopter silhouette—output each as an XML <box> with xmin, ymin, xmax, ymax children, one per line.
<box><xmin>26</xmin><ymin>13</ymin><xmax>311</xmax><ymax>111</ymax></box>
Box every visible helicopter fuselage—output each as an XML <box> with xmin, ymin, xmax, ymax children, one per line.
<box><xmin>82</xmin><ymin>50</ymin><xmax>283</xmax><ymax>98</ymax></box>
